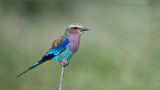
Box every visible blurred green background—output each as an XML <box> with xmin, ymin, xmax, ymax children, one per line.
<box><xmin>0</xmin><ymin>0</ymin><xmax>160</xmax><ymax>90</ymax></box>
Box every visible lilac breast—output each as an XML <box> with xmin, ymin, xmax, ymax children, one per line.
<box><xmin>68</xmin><ymin>33</ymin><xmax>81</xmax><ymax>53</ymax></box>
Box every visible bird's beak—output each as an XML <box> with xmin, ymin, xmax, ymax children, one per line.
<box><xmin>81</xmin><ymin>27</ymin><xmax>89</xmax><ymax>32</ymax></box>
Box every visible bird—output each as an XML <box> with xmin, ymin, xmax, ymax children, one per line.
<box><xmin>16</xmin><ymin>23</ymin><xmax>89</xmax><ymax>77</ymax></box>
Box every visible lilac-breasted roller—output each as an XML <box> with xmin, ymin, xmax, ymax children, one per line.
<box><xmin>16</xmin><ymin>23</ymin><xmax>89</xmax><ymax>77</ymax></box>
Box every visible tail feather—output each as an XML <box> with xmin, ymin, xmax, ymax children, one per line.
<box><xmin>16</xmin><ymin>60</ymin><xmax>45</xmax><ymax>77</ymax></box>
<box><xmin>16</xmin><ymin>68</ymin><xmax>31</xmax><ymax>77</ymax></box>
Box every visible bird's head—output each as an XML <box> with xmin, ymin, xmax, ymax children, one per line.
<box><xmin>64</xmin><ymin>23</ymin><xmax>89</xmax><ymax>35</ymax></box>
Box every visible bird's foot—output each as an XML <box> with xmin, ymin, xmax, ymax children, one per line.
<box><xmin>61</xmin><ymin>60</ymin><xmax>69</xmax><ymax>67</ymax></box>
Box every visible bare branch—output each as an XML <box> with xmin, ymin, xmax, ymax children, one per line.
<box><xmin>59</xmin><ymin>61</ymin><xmax>69</xmax><ymax>90</ymax></box>
<box><xmin>59</xmin><ymin>66</ymin><xmax>65</xmax><ymax>90</ymax></box>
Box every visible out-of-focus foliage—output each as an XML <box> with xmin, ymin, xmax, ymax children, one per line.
<box><xmin>0</xmin><ymin>0</ymin><xmax>160</xmax><ymax>90</ymax></box>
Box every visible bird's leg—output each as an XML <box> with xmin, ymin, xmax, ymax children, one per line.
<box><xmin>59</xmin><ymin>60</ymin><xmax>69</xmax><ymax>90</ymax></box>
<box><xmin>61</xmin><ymin>60</ymin><xmax>69</xmax><ymax>67</ymax></box>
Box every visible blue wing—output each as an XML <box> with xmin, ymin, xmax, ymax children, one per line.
<box><xmin>42</xmin><ymin>38</ymin><xmax>69</xmax><ymax>60</ymax></box>
<box><xmin>18</xmin><ymin>36</ymin><xmax>69</xmax><ymax>75</ymax></box>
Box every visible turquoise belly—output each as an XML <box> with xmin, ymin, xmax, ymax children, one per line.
<box><xmin>52</xmin><ymin>47</ymin><xmax>74</xmax><ymax>62</ymax></box>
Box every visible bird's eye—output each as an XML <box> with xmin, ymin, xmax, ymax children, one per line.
<box><xmin>73</xmin><ymin>27</ymin><xmax>78</xmax><ymax>29</ymax></box>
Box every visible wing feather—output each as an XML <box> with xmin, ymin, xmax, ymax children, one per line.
<box><xmin>42</xmin><ymin>35</ymin><xmax>69</xmax><ymax>60</ymax></box>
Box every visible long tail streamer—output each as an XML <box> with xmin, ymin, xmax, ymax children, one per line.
<box><xmin>16</xmin><ymin>60</ymin><xmax>45</xmax><ymax>77</ymax></box>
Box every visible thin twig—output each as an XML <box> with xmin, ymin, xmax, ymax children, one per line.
<box><xmin>59</xmin><ymin>66</ymin><xmax>65</xmax><ymax>90</ymax></box>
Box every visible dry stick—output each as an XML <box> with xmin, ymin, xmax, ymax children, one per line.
<box><xmin>59</xmin><ymin>65</ymin><xmax>65</xmax><ymax>90</ymax></box>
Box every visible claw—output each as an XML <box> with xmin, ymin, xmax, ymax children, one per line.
<box><xmin>61</xmin><ymin>60</ymin><xmax>69</xmax><ymax>67</ymax></box>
